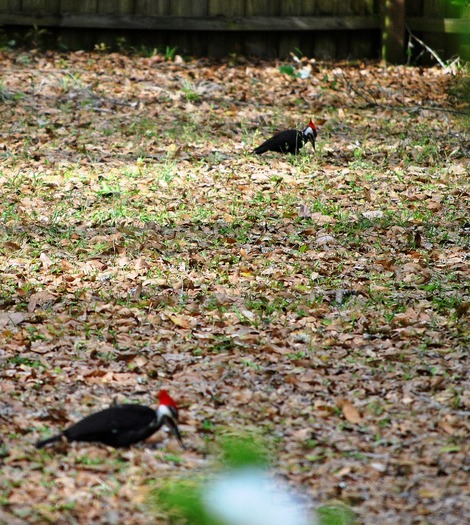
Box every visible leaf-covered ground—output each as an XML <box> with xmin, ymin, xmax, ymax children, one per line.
<box><xmin>0</xmin><ymin>49</ymin><xmax>469</xmax><ymax>524</ymax></box>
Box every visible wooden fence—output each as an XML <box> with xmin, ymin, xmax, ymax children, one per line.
<box><xmin>0</xmin><ymin>1</ymin><xmax>468</xmax><ymax>61</ymax></box>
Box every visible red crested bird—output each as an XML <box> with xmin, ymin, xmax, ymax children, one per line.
<box><xmin>253</xmin><ymin>119</ymin><xmax>317</xmax><ymax>155</ymax></box>
<box><xmin>35</xmin><ymin>390</ymin><xmax>183</xmax><ymax>449</ymax></box>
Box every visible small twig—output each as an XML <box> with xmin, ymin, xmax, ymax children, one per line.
<box><xmin>337</xmin><ymin>71</ymin><xmax>385</xmax><ymax>108</ymax></box>
<box><xmin>348</xmin><ymin>81</ymin><xmax>383</xmax><ymax>107</ymax></box>
<box><xmin>90</xmin><ymin>107</ymin><xmax>115</xmax><ymax>114</ymax></box>
<box><xmin>336</xmin><ymin>71</ymin><xmax>468</xmax><ymax>115</ymax></box>
<box><xmin>214</xmin><ymin>371</ymin><xmax>233</xmax><ymax>388</ymax></box>
<box><xmin>403</xmin><ymin>106</ymin><xmax>468</xmax><ymax>115</ymax></box>
<box><xmin>410</xmin><ymin>390</ymin><xmax>470</xmax><ymax>418</ymax></box>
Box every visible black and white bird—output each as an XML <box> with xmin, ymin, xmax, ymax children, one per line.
<box><xmin>35</xmin><ymin>390</ymin><xmax>183</xmax><ymax>449</ymax></box>
<box><xmin>253</xmin><ymin>119</ymin><xmax>317</xmax><ymax>155</ymax></box>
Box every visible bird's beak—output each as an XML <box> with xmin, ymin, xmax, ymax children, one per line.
<box><xmin>157</xmin><ymin>404</ymin><xmax>185</xmax><ymax>449</ymax></box>
<box><xmin>165</xmin><ymin>416</ymin><xmax>185</xmax><ymax>449</ymax></box>
<box><xmin>309</xmin><ymin>135</ymin><xmax>316</xmax><ymax>150</ymax></box>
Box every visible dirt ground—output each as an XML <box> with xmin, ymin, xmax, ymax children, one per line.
<box><xmin>0</xmin><ymin>49</ymin><xmax>469</xmax><ymax>524</ymax></box>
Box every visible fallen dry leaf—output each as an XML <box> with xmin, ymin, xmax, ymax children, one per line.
<box><xmin>0</xmin><ymin>49</ymin><xmax>467</xmax><ymax>525</ymax></box>
<box><xmin>27</xmin><ymin>291</ymin><xmax>56</xmax><ymax>313</ymax></box>
<box><xmin>338</xmin><ymin>399</ymin><xmax>362</xmax><ymax>424</ymax></box>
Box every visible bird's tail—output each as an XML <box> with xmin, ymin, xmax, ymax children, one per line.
<box><xmin>35</xmin><ymin>434</ymin><xmax>62</xmax><ymax>449</ymax></box>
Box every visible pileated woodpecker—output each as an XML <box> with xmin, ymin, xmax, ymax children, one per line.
<box><xmin>253</xmin><ymin>119</ymin><xmax>317</xmax><ymax>155</ymax></box>
<box><xmin>35</xmin><ymin>390</ymin><xmax>183</xmax><ymax>449</ymax></box>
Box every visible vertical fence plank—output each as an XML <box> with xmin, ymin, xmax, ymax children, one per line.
<box><xmin>312</xmin><ymin>0</ymin><xmax>338</xmax><ymax>59</ymax></box>
<box><xmin>300</xmin><ymin>0</ymin><xmax>318</xmax><ymax>15</ymax></box>
<box><xmin>135</xmin><ymin>0</ymin><xmax>169</xmax><ymax>16</ymax></box>
<box><xmin>206</xmin><ymin>0</ymin><xmax>245</xmax><ymax>57</ymax></box>
<box><xmin>246</xmin><ymin>0</ymin><xmax>281</xmax><ymax>16</ymax></box>
<box><xmin>0</xmin><ymin>1</ymin><xmax>19</xmax><ymax>13</ymax></box>
<box><xmin>138</xmin><ymin>0</ymin><xmax>158</xmax><ymax>52</ymax></box>
<box><xmin>162</xmin><ymin>1</ymin><xmax>209</xmax><ymax>56</ymax></box>
<box><xmin>382</xmin><ymin>0</ymin><xmax>405</xmax><ymax>63</ymax></box>
<box><xmin>22</xmin><ymin>0</ymin><xmax>60</xmax><ymax>15</ymax></box>
<box><xmin>279</xmin><ymin>0</ymin><xmax>301</xmax><ymax>57</ymax></box>
<box><xmin>279</xmin><ymin>0</ymin><xmax>296</xmax><ymax>16</ymax></box>
<box><xmin>348</xmin><ymin>0</ymin><xmax>378</xmax><ymax>59</ymax></box>
<box><xmin>336</xmin><ymin>0</ymin><xmax>351</xmax><ymax>58</ymax></box>
<box><xmin>208</xmin><ymin>0</ymin><xmax>244</xmax><ymax>17</ymax></box>
<box><xmin>244</xmin><ymin>0</ymin><xmax>277</xmax><ymax>56</ymax></box>
<box><xmin>96</xmin><ymin>0</ymin><xmax>135</xmax><ymax>15</ymax></box>
<box><xmin>61</xmin><ymin>0</ymin><xmax>97</xmax><ymax>13</ymax></box>
<box><xmin>60</xmin><ymin>0</ymin><xmax>98</xmax><ymax>50</ymax></box>
<box><xmin>188</xmin><ymin>0</ymin><xmax>209</xmax><ymax>55</ymax></box>
<box><xmin>189</xmin><ymin>0</ymin><xmax>208</xmax><ymax>16</ymax></box>
<box><xmin>171</xmin><ymin>0</ymin><xmax>195</xmax><ymax>16</ymax></box>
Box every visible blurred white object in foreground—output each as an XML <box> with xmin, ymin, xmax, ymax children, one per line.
<box><xmin>204</xmin><ymin>468</ymin><xmax>316</xmax><ymax>525</ymax></box>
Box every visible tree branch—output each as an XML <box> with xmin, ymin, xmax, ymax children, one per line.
<box><xmin>405</xmin><ymin>24</ymin><xmax>447</xmax><ymax>69</ymax></box>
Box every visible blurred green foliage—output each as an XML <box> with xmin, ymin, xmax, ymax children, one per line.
<box><xmin>151</xmin><ymin>432</ymin><xmax>356</xmax><ymax>525</ymax></box>
<box><xmin>220</xmin><ymin>433</ymin><xmax>270</xmax><ymax>470</ymax></box>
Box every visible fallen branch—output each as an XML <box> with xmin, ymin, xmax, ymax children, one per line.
<box><xmin>336</xmin><ymin>72</ymin><xmax>468</xmax><ymax>116</ymax></box>
<box><xmin>405</xmin><ymin>24</ymin><xmax>447</xmax><ymax>69</ymax></box>
<box><xmin>410</xmin><ymin>390</ymin><xmax>470</xmax><ymax>418</ymax></box>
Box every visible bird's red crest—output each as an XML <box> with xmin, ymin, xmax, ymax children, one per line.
<box><xmin>308</xmin><ymin>118</ymin><xmax>316</xmax><ymax>131</ymax></box>
<box><xmin>159</xmin><ymin>389</ymin><xmax>178</xmax><ymax>409</ymax></box>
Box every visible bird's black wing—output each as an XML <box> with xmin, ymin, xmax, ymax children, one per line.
<box><xmin>253</xmin><ymin>130</ymin><xmax>298</xmax><ymax>154</ymax></box>
<box><xmin>64</xmin><ymin>404</ymin><xmax>157</xmax><ymax>446</ymax></box>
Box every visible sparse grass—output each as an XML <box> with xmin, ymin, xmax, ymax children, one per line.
<box><xmin>0</xmin><ymin>50</ymin><xmax>468</xmax><ymax>525</ymax></box>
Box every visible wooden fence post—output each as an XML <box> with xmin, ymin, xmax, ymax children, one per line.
<box><xmin>382</xmin><ymin>0</ymin><xmax>405</xmax><ymax>63</ymax></box>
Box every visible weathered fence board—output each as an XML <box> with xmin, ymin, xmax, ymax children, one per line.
<box><xmin>0</xmin><ymin>0</ymin><xmax>467</xmax><ymax>61</ymax></box>
<box><xmin>0</xmin><ymin>14</ymin><xmax>381</xmax><ymax>31</ymax></box>
<box><xmin>407</xmin><ymin>18</ymin><xmax>470</xmax><ymax>33</ymax></box>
